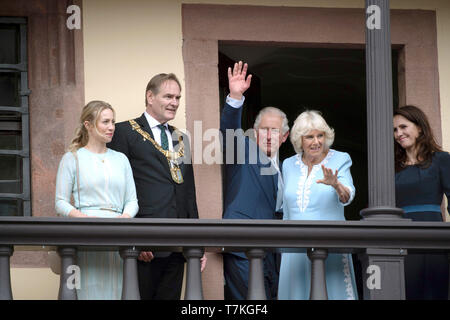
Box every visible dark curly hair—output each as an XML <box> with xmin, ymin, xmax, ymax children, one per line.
<box><xmin>394</xmin><ymin>105</ymin><xmax>442</xmax><ymax>172</ymax></box>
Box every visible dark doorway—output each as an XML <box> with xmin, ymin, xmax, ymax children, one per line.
<box><xmin>219</xmin><ymin>42</ymin><xmax>399</xmax><ymax>222</ymax></box>
<box><xmin>218</xmin><ymin>43</ymin><xmax>399</xmax><ymax>300</ymax></box>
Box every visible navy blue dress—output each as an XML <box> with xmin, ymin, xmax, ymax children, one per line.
<box><xmin>395</xmin><ymin>151</ymin><xmax>450</xmax><ymax>300</ymax></box>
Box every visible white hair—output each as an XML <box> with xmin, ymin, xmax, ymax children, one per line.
<box><xmin>290</xmin><ymin>110</ymin><xmax>335</xmax><ymax>154</ymax></box>
<box><xmin>253</xmin><ymin>107</ymin><xmax>289</xmax><ymax>134</ymax></box>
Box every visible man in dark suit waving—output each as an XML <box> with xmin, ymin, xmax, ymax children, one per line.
<box><xmin>108</xmin><ymin>73</ymin><xmax>205</xmax><ymax>300</ymax></box>
<box><xmin>221</xmin><ymin>61</ymin><xmax>290</xmax><ymax>300</ymax></box>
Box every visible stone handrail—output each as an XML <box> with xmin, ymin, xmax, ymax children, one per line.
<box><xmin>1</xmin><ymin>217</ymin><xmax>449</xmax><ymax>300</ymax></box>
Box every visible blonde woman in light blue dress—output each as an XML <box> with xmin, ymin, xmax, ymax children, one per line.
<box><xmin>55</xmin><ymin>101</ymin><xmax>139</xmax><ymax>300</ymax></box>
<box><xmin>278</xmin><ymin>110</ymin><xmax>358</xmax><ymax>300</ymax></box>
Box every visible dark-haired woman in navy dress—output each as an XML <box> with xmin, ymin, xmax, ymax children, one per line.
<box><xmin>394</xmin><ymin>105</ymin><xmax>449</xmax><ymax>300</ymax></box>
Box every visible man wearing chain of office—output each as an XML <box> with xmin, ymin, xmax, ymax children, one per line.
<box><xmin>108</xmin><ymin>73</ymin><xmax>206</xmax><ymax>300</ymax></box>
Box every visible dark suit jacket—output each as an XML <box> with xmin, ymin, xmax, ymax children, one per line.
<box><xmin>221</xmin><ymin>103</ymin><xmax>278</xmax><ymax>220</ymax></box>
<box><xmin>221</xmin><ymin>103</ymin><xmax>279</xmax><ymax>258</ymax></box>
<box><xmin>107</xmin><ymin>113</ymin><xmax>198</xmax><ymax>220</ymax></box>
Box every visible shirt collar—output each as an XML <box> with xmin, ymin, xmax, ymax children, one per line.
<box><xmin>269</xmin><ymin>152</ymin><xmax>279</xmax><ymax>163</ymax></box>
<box><xmin>269</xmin><ymin>152</ymin><xmax>280</xmax><ymax>170</ymax></box>
<box><xmin>144</xmin><ymin>111</ymin><xmax>168</xmax><ymax>130</ymax></box>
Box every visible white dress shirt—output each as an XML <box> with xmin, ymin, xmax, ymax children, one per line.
<box><xmin>144</xmin><ymin>111</ymin><xmax>174</xmax><ymax>151</ymax></box>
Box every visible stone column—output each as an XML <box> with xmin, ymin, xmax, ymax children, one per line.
<box><xmin>361</xmin><ymin>0</ymin><xmax>404</xmax><ymax>220</ymax></box>
<box><xmin>359</xmin><ymin>248</ymin><xmax>407</xmax><ymax>299</ymax></box>
<box><xmin>361</xmin><ymin>0</ymin><xmax>407</xmax><ymax>300</ymax></box>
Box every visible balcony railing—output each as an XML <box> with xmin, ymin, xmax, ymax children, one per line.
<box><xmin>1</xmin><ymin>217</ymin><xmax>449</xmax><ymax>300</ymax></box>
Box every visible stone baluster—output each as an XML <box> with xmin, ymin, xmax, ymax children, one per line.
<box><xmin>183</xmin><ymin>248</ymin><xmax>204</xmax><ymax>300</ymax></box>
<box><xmin>0</xmin><ymin>246</ymin><xmax>13</xmax><ymax>300</ymax></box>
<box><xmin>448</xmin><ymin>254</ymin><xmax>450</xmax><ymax>300</ymax></box>
<box><xmin>57</xmin><ymin>247</ymin><xmax>78</xmax><ymax>300</ymax></box>
<box><xmin>246</xmin><ymin>249</ymin><xmax>266</xmax><ymax>300</ymax></box>
<box><xmin>307</xmin><ymin>248</ymin><xmax>328</xmax><ymax>300</ymax></box>
<box><xmin>120</xmin><ymin>247</ymin><xmax>140</xmax><ymax>300</ymax></box>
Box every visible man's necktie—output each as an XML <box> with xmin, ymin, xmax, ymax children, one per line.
<box><xmin>157</xmin><ymin>124</ymin><xmax>169</xmax><ymax>151</ymax></box>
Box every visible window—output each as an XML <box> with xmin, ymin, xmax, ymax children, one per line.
<box><xmin>0</xmin><ymin>17</ymin><xmax>30</xmax><ymax>216</ymax></box>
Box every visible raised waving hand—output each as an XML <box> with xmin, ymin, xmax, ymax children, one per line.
<box><xmin>228</xmin><ymin>61</ymin><xmax>252</xmax><ymax>100</ymax></box>
<box><xmin>317</xmin><ymin>165</ymin><xmax>350</xmax><ymax>204</ymax></box>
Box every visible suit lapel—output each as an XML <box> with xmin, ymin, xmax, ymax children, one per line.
<box><xmin>135</xmin><ymin>114</ymin><xmax>154</xmax><ymax>139</ymax></box>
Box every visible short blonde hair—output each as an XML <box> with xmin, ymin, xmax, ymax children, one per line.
<box><xmin>290</xmin><ymin>110</ymin><xmax>335</xmax><ymax>154</ymax></box>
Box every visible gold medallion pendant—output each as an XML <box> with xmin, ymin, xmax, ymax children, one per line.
<box><xmin>130</xmin><ymin>119</ymin><xmax>185</xmax><ymax>184</ymax></box>
<box><xmin>170</xmin><ymin>163</ymin><xmax>184</xmax><ymax>184</ymax></box>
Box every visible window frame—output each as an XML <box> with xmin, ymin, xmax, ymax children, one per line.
<box><xmin>0</xmin><ymin>17</ymin><xmax>31</xmax><ymax>216</ymax></box>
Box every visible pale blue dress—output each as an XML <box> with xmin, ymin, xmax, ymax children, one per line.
<box><xmin>55</xmin><ymin>147</ymin><xmax>139</xmax><ymax>300</ymax></box>
<box><xmin>278</xmin><ymin>149</ymin><xmax>358</xmax><ymax>300</ymax></box>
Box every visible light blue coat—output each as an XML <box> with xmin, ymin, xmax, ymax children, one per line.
<box><xmin>278</xmin><ymin>150</ymin><xmax>358</xmax><ymax>300</ymax></box>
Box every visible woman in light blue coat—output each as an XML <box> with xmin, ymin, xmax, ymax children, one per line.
<box><xmin>278</xmin><ymin>110</ymin><xmax>358</xmax><ymax>300</ymax></box>
<box><xmin>55</xmin><ymin>100</ymin><xmax>139</xmax><ymax>299</ymax></box>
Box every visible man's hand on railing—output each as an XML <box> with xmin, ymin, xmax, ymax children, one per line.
<box><xmin>200</xmin><ymin>253</ymin><xmax>207</xmax><ymax>272</ymax></box>
<box><xmin>138</xmin><ymin>251</ymin><xmax>154</xmax><ymax>262</ymax></box>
